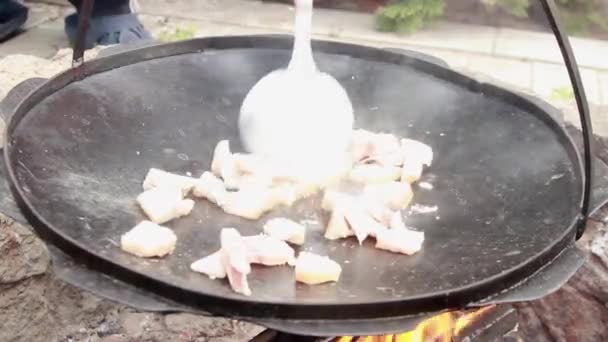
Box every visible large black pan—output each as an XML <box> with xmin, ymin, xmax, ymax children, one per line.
<box><xmin>3</xmin><ymin>33</ymin><xmax>589</xmax><ymax>323</ymax></box>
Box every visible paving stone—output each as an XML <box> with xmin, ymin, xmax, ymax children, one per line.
<box><xmin>137</xmin><ymin>0</ymin><xmax>497</xmax><ymax>54</ymax></box>
<box><xmin>23</xmin><ymin>2</ymin><xmax>62</xmax><ymax>30</ymax></box>
<box><xmin>532</xmin><ymin>62</ymin><xmax>601</xmax><ymax>105</ymax></box>
<box><xmin>138</xmin><ymin>14</ymin><xmax>276</xmax><ymax>41</ymax></box>
<box><xmin>464</xmin><ymin>55</ymin><xmax>533</xmax><ymax>90</ymax></box>
<box><xmin>0</xmin><ymin>26</ymin><xmax>68</xmax><ymax>58</ymax></box>
<box><xmin>495</xmin><ymin>27</ymin><xmax>608</xmax><ymax>71</ymax></box>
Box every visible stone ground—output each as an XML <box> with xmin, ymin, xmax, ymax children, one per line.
<box><xmin>1</xmin><ymin>1</ymin><xmax>608</xmax><ymax>341</ymax></box>
<box><xmin>0</xmin><ymin>213</ymin><xmax>264</xmax><ymax>342</ymax></box>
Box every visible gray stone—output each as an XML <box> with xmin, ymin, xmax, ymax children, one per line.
<box><xmin>23</xmin><ymin>3</ymin><xmax>63</xmax><ymax>30</ymax></box>
<box><xmin>494</xmin><ymin>27</ymin><xmax>608</xmax><ymax>71</ymax></box>
<box><xmin>0</xmin><ymin>215</ymin><xmax>50</xmax><ymax>284</ymax></box>
<box><xmin>0</xmin><ymin>26</ymin><xmax>68</xmax><ymax>58</ymax></box>
<box><xmin>164</xmin><ymin>313</ymin><xmax>264</xmax><ymax>341</ymax></box>
<box><xmin>118</xmin><ymin>312</ymin><xmax>155</xmax><ymax>337</ymax></box>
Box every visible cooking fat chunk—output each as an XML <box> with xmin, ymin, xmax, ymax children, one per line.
<box><xmin>244</xmin><ymin>235</ymin><xmax>296</xmax><ymax>266</ymax></box>
<box><xmin>364</xmin><ymin>181</ymin><xmax>414</xmax><ymax>210</ymax></box>
<box><xmin>120</xmin><ymin>221</ymin><xmax>177</xmax><ymax>258</ymax></box>
<box><xmin>220</xmin><ymin>228</ymin><xmax>252</xmax><ymax>296</ymax></box>
<box><xmin>190</xmin><ymin>252</ymin><xmax>226</xmax><ymax>279</ymax></box>
<box><xmin>192</xmin><ymin>171</ymin><xmax>227</xmax><ymax>205</ymax></box>
<box><xmin>142</xmin><ymin>168</ymin><xmax>198</xmax><ymax>195</ymax></box>
<box><xmin>137</xmin><ymin>187</ymin><xmax>195</xmax><ymax>224</ymax></box>
<box><xmin>295</xmin><ymin>252</ymin><xmax>342</xmax><ymax>285</ymax></box>
<box><xmin>263</xmin><ymin>218</ymin><xmax>306</xmax><ymax>245</ymax></box>
<box><xmin>375</xmin><ymin>228</ymin><xmax>424</xmax><ymax>255</ymax></box>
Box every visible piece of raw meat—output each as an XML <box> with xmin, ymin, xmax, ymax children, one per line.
<box><xmin>142</xmin><ymin>168</ymin><xmax>198</xmax><ymax>195</ymax></box>
<box><xmin>343</xmin><ymin>201</ymin><xmax>388</xmax><ymax>244</ymax></box>
<box><xmin>190</xmin><ymin>252</ymin><xmax>226</xmax><ymax>279</ymax></box>
<box><xmin>295</xmin><ymin>252</ymin><xmax>342</xmax><ymax>285</ymax></box>
<box><xmin>364</xmin><ymin>181</ymin><xmax>413</xmax><ymax>210</ymax></box>
<box><xmin>375</xmin><ymin>228</ymin><xmax>425</xmax><ymax>255</ymax></box>
<box><xmin>325</xmin><ymin>203</ymin><xmax>355</xmax><ymax>240</ymax></box>
<box><xmin>349</xmin><ymin>164</ymin><xmax>401</xmax><ymax>184</ymax></box>
<box><xmin>389</xmin><ymin>211</ymin><xmax>408</xmax><ymax>231</ymax></box>
<box><xmin>210</xmin><ymin>140</ymin><xmax>242</xmax><ymax>190</ymax></box>
<box><xmin>211</xmin><ymin>140</ymin><xmax>231</xmax><ymax>176</ymax></box>
<box><xmin>401</xmin><ymin>161</ymin><xmax>424</xmax><ymax>184</ymax></box>
<box><xmin>192</xmin><ymin>171</ymin><xmax>228</xmax><ymax>205</ymax></box>
<box><xmin>137</xmin><ymin>187</ymin><xmax>195</xmax><ymax>224</ymax></box>
<box><xmin>321</xmin><ymin>189</ymin><xmax>355</xmax><ymax>212</ymax></box>
<box><xmin>221</xmin><ymin>187</ymin><xmax>282</xmax><ymax>220</ymax></box>
<box><xmin>351</xmin><ymin>130</ymin><xmax>404</xmax><ymax>165</ymax></box>
<box><xmin>363</xmin><ymin>201</ymin><xmax>396</xmax><ymax>227</ymax></box>
<box><xmin>120</xmin><ymin>221</ymin><xmax>177</xmax><ymax>258</ymax></box>
<box><xmin>244</xmin><ymin>235</ymin><xmax>296</xmax><ymax>266</ymax></box>
<box><xmin>401</xmin><ymin>139</ymin><xmax>433</xmax><ymax>167</ymax></box>
<box><xmin>220</xmin><ymin>228</ymin><xmax>252</xmax><ymax>296</ymax></box>
<box><xmin>350</xmin><ymin>129</ymin><xmax>376</xmax><ymax>163</ymax></box>
<box><xmin>263</xmin><ymin>218</ymin><xmax>306</xmax><ymax>245</ymax></box>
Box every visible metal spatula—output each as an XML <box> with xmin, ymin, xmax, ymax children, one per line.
<box><xmin>238</xmin><ymin>0</ymin><xmax>354</xmax><ymax>166</ymax></box>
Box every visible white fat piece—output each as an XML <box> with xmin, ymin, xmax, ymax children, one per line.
<box><xmin>375</xmin><ymin>228</ymin><xmax>425</xmax><ymax>255</ymax></box>
<box><xmin>221</xmin><ymin>188</ymin><xmax>281</xmax><ymax>220</ymax></box>
<box><xmin>325</xmin><ymin>203</ymin><xmax>355</xmax><ymax>240</ymax></box>
<box><xmin>137</xmin><ymin>187</ymin><xmax>195</xmax><ymax>224</ymax></box>
<box><xmin>121</xmin><ymin>221</ymin><xmax>177</xmax><ymax>258</ymax></box>
<box><xmin>220</xmin><ymin>228</ymin><xmax>252</xmax><ymax>296</ymax></box>
<box><xmin>349</xmin><ymin>164</ymin><xmax>402</xmax><ymax>184</ymax></box>
<box><xmin>211</xmin><ymin>140</ymin><xmax>231</xmax><ymax>177</ymax></box>
<box><xmin>295</xmin><ymin>252</ymin><xmax>342</xmax><ymax>285</ymax></box>
<box><xmin>343</xmin><ymin>200</ymin><xmax>388</xmax><ymax>244</ymax></box>
<box><xmin>364</xmin><ymin>181</ymin><xmax>414</xmax><ymax>211</ymax></box>
<box><xmin>192</xmin><ymin>171</ymin><xmax>228</xmax><ymax>206</ymax></box>
<box><xmin>244</xmin><ymin>235</ymin><xmax>296</xmax><ymax>266</ymax></box>
<box><xmin>142</xmin><ymin>168</ymin><xmax>198</xmax><ymax>195</ymax></box>
<box><xmin>263</xmin><ymin>218</ymin><xmax>307</xmax><ymax>245</ymax></box>
<box><xmin>401</xmin><ymin>139</ymin><xmax>433</xmax><ymax>167</ymax></box>
<box><xmin>191</xmin><ymin>252</ymin><xmax>226</xmax><ymax>280</ymax></box>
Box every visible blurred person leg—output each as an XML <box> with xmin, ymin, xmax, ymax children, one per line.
<box><xmin>65</xmin><ymin>0</ymin><xmax>151</xmax><ymax>49</ymax></box>
<box><xmin>0</xmin><ymin>0</ymin><xmax>28</xmax><ymax>42</ymax></box>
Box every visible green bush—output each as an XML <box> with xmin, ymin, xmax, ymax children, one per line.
<box><xmin>375</xmin><ymin>0</ymin><xmax>607</xmax><ymax>36</ymax></box>
<box><xmin>376</xmin><ymin>0</ymin><xmax>445</xmax><ymax>34</ymax></box>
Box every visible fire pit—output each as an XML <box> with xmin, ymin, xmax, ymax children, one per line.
<box><xmin>251</xmin><ymin>305</ymin><xmax>520</xmax><ymax>341</ymax></box>
<box><xmin>0</xmin><ymin>0</ymin><xmax>604</xmax><ymax>340</ymax></box>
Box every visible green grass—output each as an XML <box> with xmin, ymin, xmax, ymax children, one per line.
<box><xmin>158</xmin><ymin>25</ymin><xmax>197</xmax><ymax>43</ymax></box>
<box><xmin>551</xmin><ymin>86</ymin><xmax>575</xmax><ymax>101</ymax></box>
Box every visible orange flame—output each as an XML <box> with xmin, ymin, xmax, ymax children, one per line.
<box><xmin>335</xmin><ymin>306</ymin><xmax>495</xmax><ymax>342</ymax></box>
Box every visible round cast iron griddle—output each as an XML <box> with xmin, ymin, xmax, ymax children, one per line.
<box><xmin>4</xmin><ymin>36</ymin><xmax>583</xmax><ymax>320</ymax></box>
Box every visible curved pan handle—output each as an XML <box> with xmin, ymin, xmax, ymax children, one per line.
<box><xmin>540</xmin><ymin>0</ymin><xmax>594</xmax><ymax>240</ymax></box>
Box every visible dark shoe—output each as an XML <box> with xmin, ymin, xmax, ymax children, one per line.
<box><xmin>64</xmin><ymin>12</ymin><xmax>152</xmax><ymax>50</ymax></box>
<box><xmin>0</xmin><ymin>0</ymin><xmax>28</xmax><ymax>42</ymax></box>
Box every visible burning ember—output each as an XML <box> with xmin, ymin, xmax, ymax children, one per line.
<box><xmin>332</xmin><ymin>306</ymin><xmax>496</xmax><ymax>342</ymax></box>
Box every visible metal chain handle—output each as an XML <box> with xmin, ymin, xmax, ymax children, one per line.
<box><xmin>539</xmin><ymin>0</ymin><xmax>594</xmax><ymax>239</ymax></box>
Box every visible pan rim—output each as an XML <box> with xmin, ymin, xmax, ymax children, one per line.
<box><xmin>3</xmin><ymin>35</ymin><xmax>585</xmax><ymax>320</ymax></box>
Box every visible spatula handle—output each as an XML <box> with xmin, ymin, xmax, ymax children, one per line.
<box><xmin>288</xmin><ymin>0</ymin><xmax>317</xmax><ymax>72</ymax></box>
